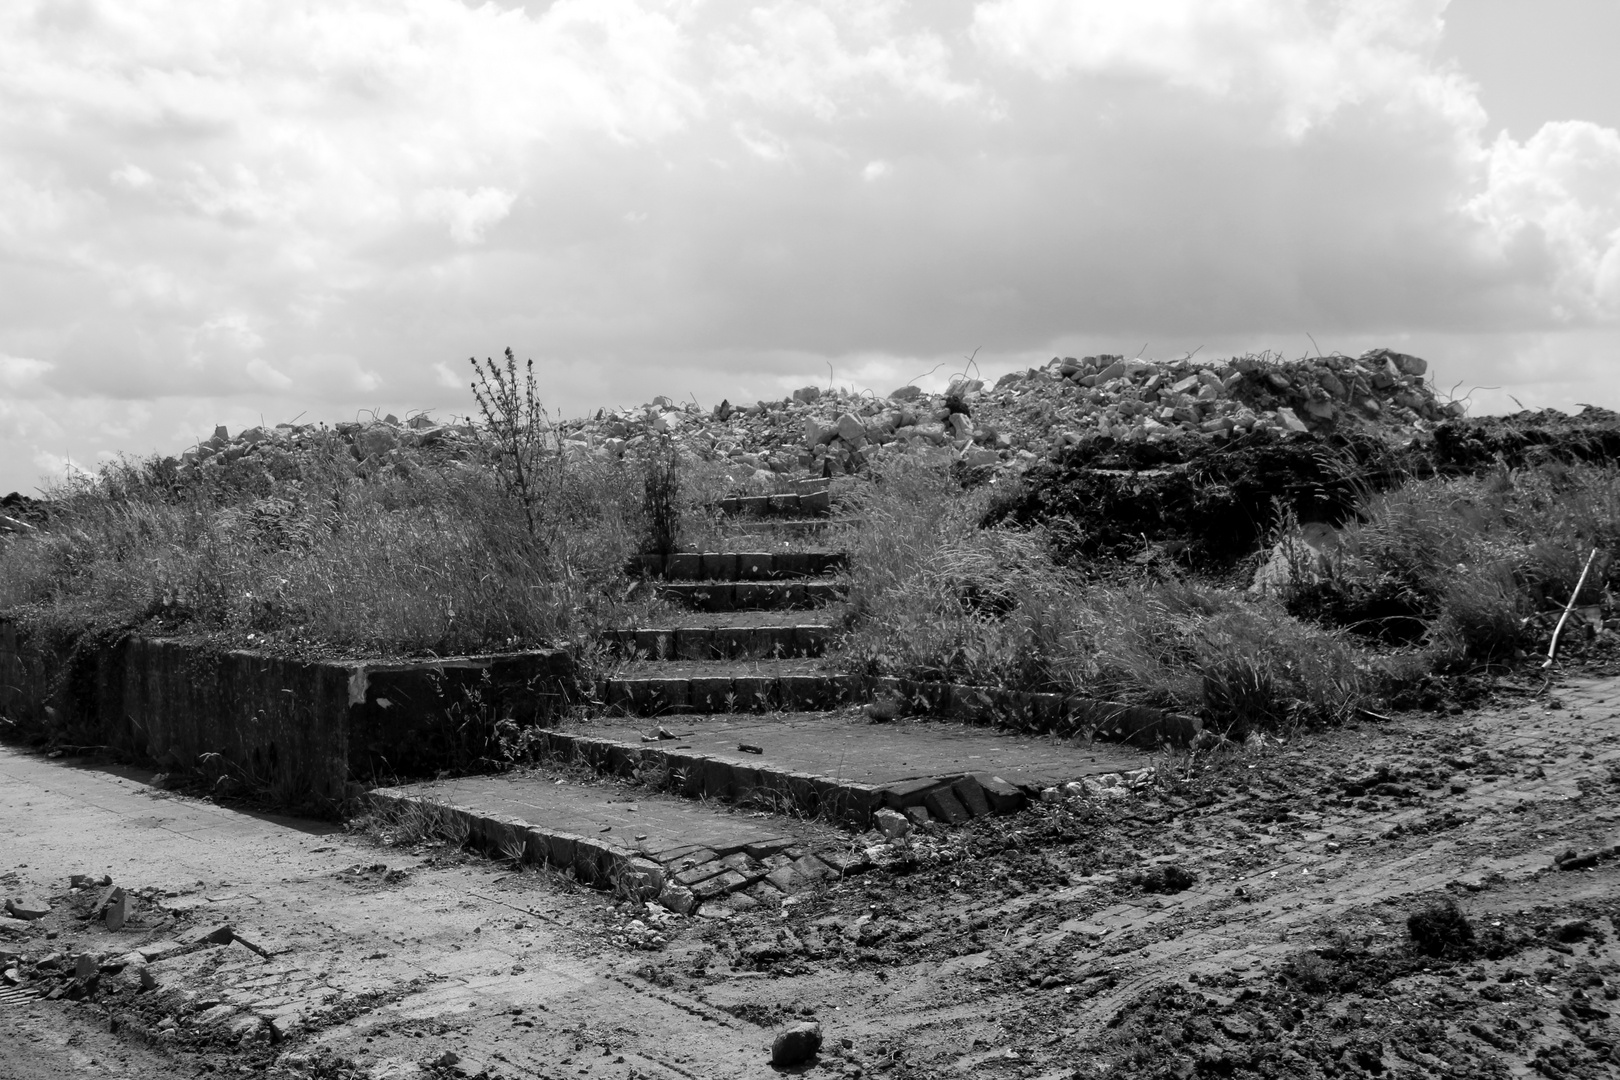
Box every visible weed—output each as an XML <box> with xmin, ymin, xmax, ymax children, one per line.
<box><xmin>641</xmin><ymin>435</ymin><xmax>682</xmax><ymax>557</ymax></box>
<box><xmin>469</xmin><ymin>348</ymin><xmax>557</xmax><ymax>538</ymax></box>
<box><xmin>1407</xmin><ymin>899</ymin><xmax>1476</xmax><ymax>959</ymax></box>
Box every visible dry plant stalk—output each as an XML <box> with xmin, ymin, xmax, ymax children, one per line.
<box><xmin>1543</xmin><ymin>547</ymin><xmax>1600</xmax><ymax>668</ymax></box>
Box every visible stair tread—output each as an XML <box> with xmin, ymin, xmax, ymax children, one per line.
<box><xmin>611</xmin><ymin>609</ymin><xmax>843</xmax><ymax>630</ymax></box>
<box><xmin>607</xmin><ymin>658</ymin><xmax>834</xmax><ymax>679</ymax></box>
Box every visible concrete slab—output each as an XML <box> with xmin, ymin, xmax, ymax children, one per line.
<box><xmin>573</xmin><ymin>711</ymin><xmax>1148</xmax><ymax>790</ymax></box>
<box><xmin>381</xmin><ymin>775</ymin><xmax>796</xmax><ymax>862</ymax></box>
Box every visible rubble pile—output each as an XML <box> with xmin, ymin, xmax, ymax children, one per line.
<box><xmin>548</xmin><ymin>348</ymin><xmax>1457</xmax><ymax>480</ymax></box>
<box><xmin>168</xmin><ymin>413</ymin><xmax>480</xmax><ymax>484</ymax></box>
<box><xmin>153</xmin><ymin>348</ymin><xmax>1452</xmax><ymax>491</ymax></box>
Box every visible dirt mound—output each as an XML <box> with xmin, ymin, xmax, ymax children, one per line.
<box><xmin>986</xmin><ymin>429</ymin><xmax>1415</xmax><ymax>570</ymax></box>
<box><xmin>1433</xmin><ymin>405</ymin><xmax>1620</xmax><ymax>472</ymax></box>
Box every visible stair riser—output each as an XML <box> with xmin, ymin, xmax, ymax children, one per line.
<box><xmin>601</xmin><ymin>673</ymin><xmax>863</xmax><ymax>715</ymax></box>
<box><xmin>602</xmin><ymin>626</ymin><xmax>831</xmax><ymax>661</ymax></box>
<box><xmin>717</xmin><ymin>489</ymin><xmax>831</xmax><ymax>517</ymax></box>
<box><xmin>626</xmin><ymin>550</ymin><xmax>848</xmax><ymax>581</ymax></box>
<box><xmin>655</xmin><ymin>581</ymin><xmax>845</xmax><ymax>611</ymax></box>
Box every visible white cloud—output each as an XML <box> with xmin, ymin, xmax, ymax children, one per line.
<box><xmin>970</xmin><ymin>0</ymin><xmax>1478</xmax><ymax>138</ymax></box>
<box><xmin>416</xmin><ymin>187</ymin><xmax>517</xmax><ymax>244</ymax></box>
<box><xmin>1469</xmin><ymin>121</ymin><xmax>1620</xmax><ymax>321</ymax></box>
<box><xmin>1</xmin><ymin>0</ymin><xmax>1620</xmax><ymax>492</ymax></box>
<box><xmin>0</xmin><ymin>355</ymin><xmax>53</xmax><ymax>392</ymax></box>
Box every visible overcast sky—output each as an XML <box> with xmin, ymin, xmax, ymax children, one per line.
<box><xmin>3</xmin><ymin>0</ymin><xmax>1619</xmax><ymax>493</ymax></box>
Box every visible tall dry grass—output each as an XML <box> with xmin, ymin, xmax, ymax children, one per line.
<box><xmin>838</xmin><ymin>457</ymin><xmax>1364</xmax><ymax>731</ymax></box>
<box><xmin>1284</xmin><ymin>462</ymin><xmax>1620</xmax><ymax>666</ymax></box>
<box><xmin>0</xmin><ymin>440</ymin><xmax>653</xmax><ymax>658</ymax></box>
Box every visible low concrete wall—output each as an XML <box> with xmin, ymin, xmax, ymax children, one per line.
<box><xmin>0</xmin><ymin>619</ymin><xmax>576</xmax><ymax>808</ymax></box>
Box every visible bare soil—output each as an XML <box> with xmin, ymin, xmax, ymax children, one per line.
<box><xmin>4</xmin><ymin>659</ymin><xmax>1620</xmax><ymax>1079</ymax></box>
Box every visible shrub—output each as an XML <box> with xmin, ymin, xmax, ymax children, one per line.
<box><xmin>1407</xmin><ymin>899</ymin><xmax>1476</xmax><ymax>959</ymax></box>
<box><xmin>1284</xmin><ymin>463</ymin><xmax>1620</xmax><ymax>664</ymax></box>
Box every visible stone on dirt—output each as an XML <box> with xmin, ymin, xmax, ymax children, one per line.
<box><xmin>772</xmin><ymin>1020</ymin><xmax>823</xmax><ymax>1066</ymax></box>
<box><xmin>4</xmin><ymin>896</ymin><xmax>50</xmax><ymax>920</ymax></box>
<box><xmin>105</xmin><ymin>887</ymin><xmax>130</xmax><ymax>930</ymax></box>
<box><xmin>874</xmin><ymin>808</ymin><xmax>911</xmax><ymax>839</ymax></box>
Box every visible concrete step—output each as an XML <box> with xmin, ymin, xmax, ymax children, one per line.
<box><xmin>533</xmin><ymin>712</ymin><xmax>1149</xmax><ymax>831</ymax></box>
<box><xmin>367</xmin><ymin>772</ymin><xmax>871</xmax><ymax>917</ymax></box>
<box><xmin>654</xmin><ymin>579</ymin><xmax>846</xmax><ymax>612</ymax></box>
<box><xmin>626</xmin><ymin>548</ymin><xmax>848</xmax><ymax>580</ymax></box>
<box><xmin>599</xmin><ymin>660</ymin><xmax>857</xmax><ymax>715</ymax></box>
<box><xmin>716</xmin><ymin>516</ymin><xmax>864</xmax><ymax>539</ymax></box>
<box><xmin>715</xmin><ymin>488</ymin><xmax>831</xmax><ymax>518</ymax></box>
<box><xmin>601</xmin><ymin>622</ymin><xmax>834</xmax><ymax>661</ymax></box>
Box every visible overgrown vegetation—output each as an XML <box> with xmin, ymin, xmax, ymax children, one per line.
<box><xmin>838</xmin><ymin>457</ymin><xmax>1365</xmax><ymax>733</ymax></box>
<box><xmin>0</xmin><ymin>356</ymin><xmax>698</xmax><ymax>658</ymax></box>
<box><xmin>1282</xmin><ymin>463</ymin><xmax>1620</xmax><ymax>666</ymax></box>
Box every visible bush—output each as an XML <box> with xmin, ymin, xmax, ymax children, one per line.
<box><xmin>1407</xmin><ymin>899</ymin><xmax>1476</xmax><ymax>959</ymax></box>
<box><xmin>1284</xmin><ymin>463</ymin><xmax>1620</xmax><ymax>665</ymax></box>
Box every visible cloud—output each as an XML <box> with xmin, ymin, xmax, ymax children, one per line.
<box><xmin>416</xmin><ymin>187</ymin><xmax>518</xmax><ymax>244</ymax></box>
<box><xmin>970</xmin><ymin>0</ymin><xmax>1477</xmax><ymax>138</ymax></box>
<box><xmin>1469</xmin><ymin>121</ymin><xmax>1620</xmax><ymax>321</ymax></box>
<box><xmin>1</xmin><ymin>0</ymin><xmax>1619</xmax><ymax>492</ymax></box>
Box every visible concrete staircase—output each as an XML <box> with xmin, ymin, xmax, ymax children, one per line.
<box><xmin>600</xmin><ymin>478</ymin><xmax>859</xmax><ymax>714</ymax></box>
<box><xmin>374</xmin><ymin>475</ymin><xmax>1160</xmax><ymax>916</ymax></box>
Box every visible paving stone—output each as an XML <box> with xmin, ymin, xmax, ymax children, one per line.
<box><xmin>952</xmin><ymin>776</ymin><xmax>991</xmax><ymax>818</ymax></box>
<box><xmin>975</xmin><ymin>774</ymin><xmax>1027</xmax><ymax>814</ymax></box>
<box><xmin>691</xmin><ymin>869</ymin><xmax>750</xmax><ymax>900</ymax></box>
<box><xmin>925</xmin><ymin>786</ymin><xmax>972</xmax><ymax>825</ymax></box>
<box><xmin>674</xmin><ymin>860</ymin><xmax>729</xmax><ymax>888</ymax></box>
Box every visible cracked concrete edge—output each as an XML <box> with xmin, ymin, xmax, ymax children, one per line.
<box><xmin>527</xmin><ymin>729</ymin><xmax>1037</xmax><ymax>829</ymax></box>
<box><xmin>363</xmin><ymin>789</ymin><xmax>672</xmax><ymax>908</ymax></box>
<box><xmin>531</xmin><ymin>729</ymin><xmax>889</xmax><ymax>828</ymax></box>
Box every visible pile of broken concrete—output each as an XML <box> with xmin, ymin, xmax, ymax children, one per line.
<box><xmin>552</xmin><ymin>347</ymin><xmax>1457</xmax><ymax>480</ymax></box>
<box><xmin>161</xmin><ymin>348</ymin><xmax>1453</xmax><ymax>491</ymax></box>
<box><xmin>169</xmin><ymin>413</ymin><xmax>480</xmax><ymax>484</ymax></box>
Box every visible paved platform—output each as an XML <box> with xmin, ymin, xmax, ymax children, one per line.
<box><xmin>374</xmin><ymin>770</ymin><xmax>859</xmax><ymax>914</ymax></box>
<box><xmin>574</xmin><ymin>712</ymin><xmax>1145</xmax><ymax>790</ymax></box>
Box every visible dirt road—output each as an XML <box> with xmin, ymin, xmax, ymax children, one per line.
<box><xmin>4</xmin><ymin>672</ymin><xmax>1620</xmax><ymax>1078</ymax></box>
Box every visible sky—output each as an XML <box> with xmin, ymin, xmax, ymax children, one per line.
<box><xmin>2</xmin><ymin>0</ymin><xmax>1619</xmax><ymax>493</ymax></box>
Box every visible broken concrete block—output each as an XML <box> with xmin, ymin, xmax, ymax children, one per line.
<box><xmin>690</xmin><ymin>869</ymin><xmax>749</xmax><ymax>900</ymax></box>
<box><xmin>658</xmin><ymin>883</ymin><xmax>696</xmax><ymax>914</ymax></box>
<box><xmin>1275</xmin><ymin>407</ymin><xmax>1310</xmax><ymax>433</ymax></box>
<box><xmin>952</xmin><ymin>777</ymin><xmax>991</xmax><ymax>818</ymax></box>
<box><xmin>924</xmin><ymin>787</ymin><xmax>971</xmax><ymax>826</ymax></box>
<box><xmin>105</xmin><ymin>888</ymin><xmax>129</xmax><ymax>931</ymax></box>
<box><xmin>4</xmin><ymin>896</ymin><xmax>50</xmax><ymax>920</ymax></box>
<box><xmin>874</xmin><ymin>808</ymin><xmax>911</xmax><ymax>839</ymax></box>
<box><xmin>974</xmin><ymin>774</ymin><xmax>1027</xmax><ymax>815</ymax></box>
